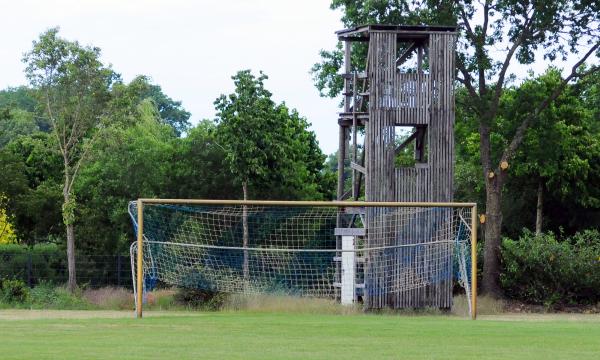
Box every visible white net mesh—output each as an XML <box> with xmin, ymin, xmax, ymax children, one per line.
<box><xmin>129</xmin><ymin>201</ymin><xmax>473</xmax><ymax>315</ymax></box>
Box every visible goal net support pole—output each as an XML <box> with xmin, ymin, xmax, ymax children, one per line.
<box><xmin>131</xmin><ymin>199</ymin><xmax>478</xmax><ymax>319</ymax></box>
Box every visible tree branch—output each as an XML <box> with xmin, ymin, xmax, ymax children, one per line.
<box><xmin>456</xmin><ymin>58</ymin><xmax>479</xmax><ymax>100</ymax></box>
<box><xmin>491</xmin><ymin>12</ymin><xmax>534</xmax><ymax>115</ymax></box>
<box><xmin>45</xmin><ymin>89</ymin><xmax>65</xmax><ymax>157</ymax></box>
<box><xmin>66</xmin><ymin>125</ymin><xmax>103</xmax><ymax>194</ymax></box>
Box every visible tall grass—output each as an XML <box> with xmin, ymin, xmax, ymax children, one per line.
<box><xmin>452</xmin><ymin>294</ymin><xmax>506</xmax><ymax>316</ymax></box>
<box><xmin>222</xmin><ymin>293</ymin><xmax>362</xmax><ymax>315</ymax></box>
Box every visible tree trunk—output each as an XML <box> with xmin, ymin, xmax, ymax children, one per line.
<box><xmin>482</xmin><ymin>177</ymin><xmax>504</xmax><ymax>297</ymax></box>
<box><xmin>535</xmin><ymin>179</ymin><xmax>543</xmax><ymax>235</ymax></box>
<box><xmin>242</xmin><ymin>181</ymin><xmax>249</xmax><ymax>282</ymax></box>
<box><xmin>66</xmin><ymin>222</ymin><xmax>76</xmax><ymax>292</ymax></box>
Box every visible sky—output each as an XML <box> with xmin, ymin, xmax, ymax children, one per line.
<box><xmin>0</xmin><ymin>1</ymin><xmax>595</xmax><ymax>154</ymax></box>
<box><xmin>0</xmin><ymin>0</ymin><xmax>343</xmax><ymax>153</ymax></box>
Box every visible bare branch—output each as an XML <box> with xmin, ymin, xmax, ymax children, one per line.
<box><xmin>66</xmin><ymin>125</ymin><xmax>104</xmax><ymax>194</ymax></box>
<box><xmin>458</xmin><ymin>6</ymin><xmax>477</xmax><ymax>41</ymax></box>
<box><xmin>456</xmin><ymin>58</ymin><xmax>479</xmax><ymax>100</ymax></box>
<box><xmin>45</xmin><ymin>90</ymin><xmax>65</xmax><ymax>157</ymax></box>
<box><xmin>482</xmin><ymin>0</ymin><xmax>490</xmax><ymax>39</ymax></box>
<box><xmin>66</xmin><ymin>93</ymin><xmax>84</xmax><ymax>153</ymax></box>
<box><xmin>487</xmin><ymin>11</ymin><xmax>538</xmax><ymax>121</ymax></box>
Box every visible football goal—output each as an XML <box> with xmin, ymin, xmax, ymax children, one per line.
<box><xmin>129</xmin><ymin>199</ymin><xmax>477</xmax><ymax>318</ymax></box>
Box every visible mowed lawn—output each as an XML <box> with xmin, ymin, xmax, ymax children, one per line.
<box><xmin>1</xmin><ymin>311</ymin><xmax>599</xmax><ymax>359</ymax></box>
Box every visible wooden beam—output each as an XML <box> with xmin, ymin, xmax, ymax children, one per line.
<box><xmin>138</xmin><ymin>199</ymin><xmax>478</xmax><ymax>208</ymax></box>
<box><xmin>396</xmin><ymin>42</ymin><xmax>419</xmax><ymax>66</ymax></box>
<box><xmin>338</xmin><ymin>36</ymin><xmax>369</xmax><ymax>42</ymax></box>
<box><xmin>394</xmin><ymin>131</ymin><xmax>418</xmax><ymax>155</ymax></box>
<box><xmin>339</xmin><ymin>72</ymin><xmax>367</xmax><ymax>80</ymax></box>
<box><xmin>338</xmin><ymin>118</ymin><xmax>367</xmax><ymax>127</ymax></box>
<box><xmin>334</xmin><ymin>228</ymin><xmax>366</xmax><ymax>236</ymax></box>
<box><xmin>350</xmin><ymin>161</ymin><xmax>366</xmax><ymax>174</ymax></box>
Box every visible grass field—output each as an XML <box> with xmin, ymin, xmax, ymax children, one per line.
<box><xmin>1</xmin><ymin>310</ymin><xmax>599</xmax><ymax>359</ymax></box>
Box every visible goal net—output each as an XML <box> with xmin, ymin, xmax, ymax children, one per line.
<box><xmin>129</xmin><ymin>200</ymin><xmax>475</xmax><ymax>316</ymax></box>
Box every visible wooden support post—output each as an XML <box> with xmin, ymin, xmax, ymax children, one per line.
<box><xmin>352</xmin><ymin>72</ymin><xmax>358</xmax><ymax>199</ymax></box>
<box><xmin>337</xmin><ymin>40</ymin><xmax>352</xmax><ymax>204</ymax></box>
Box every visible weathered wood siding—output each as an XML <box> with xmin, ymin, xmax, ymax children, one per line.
<box><xmin>363</xmin><ymin>31</ymin><xmax>456</xmax><ymax>309</ymax></box>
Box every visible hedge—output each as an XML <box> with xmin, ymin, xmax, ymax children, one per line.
<box><xmin>501</xmin><ymin>229</ymin><xmax>600</xmax><ymax>307</ymax></box>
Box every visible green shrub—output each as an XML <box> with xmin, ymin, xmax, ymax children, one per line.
<box><xmin>501</xmin><ymin>229</ymin><xmax>600</xmax><ymax>307</ymax></box>
<box><xmin>0</xmin><ymin>278</ymin><xmax>30</xmax><ymax>303</ymax></box>
<box><xmin>28</xmin><ymin>282</ymin><xmax>92</xmax><ymax>309</ymax></box>
<box><xmin>174</xmin><ymin>288</ymin><xmax>227</xmax><ymax>310</ymax></box>
<box><xmin>0</xmin><ymin>243</ymin><xmax>65</xmax><ymax>285</ymax></box>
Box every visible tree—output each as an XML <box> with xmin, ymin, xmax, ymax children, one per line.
<box><xmin>312</xmin><ymin>0</ymin><xmax>600</xmax><ymax>296</ymax></box>
<box><xmin>0</xmin><ymin>86</ymin><xmax>46</xmax><ymax>148</ymax></box>
<box><xmin>214</xmin><ymin>70</ymin><xmax>331</xmax><ymax>278</ymax></box>
<box><xmin>23</xmin><ymin>28</ymin><xmax>116</xmax><ymax>291</ymax></box>
<box><xmin>109</xmin><ymin>75</ymin><xmax>191</xmax><ymax>136</ymax></box>
<box><xmin>215</xmin><ymin>70</ymin><xmax>330</xmax><ymax>202</ymax></box>
<box><xmin>505</xmin><ymin>70</ymin><xmax>600</xmax><ymax>234</ymax></box>
<box><xmin>0</xmin><ymin>202</ymin><xmax>18</xmax><ymax>244</ymax></box>
<box><xmin>75</xmin><ymin>100</ymin><xmax>175</xmax><ymax>256</ymax></box>
<box><xmin>0</xmin><ymin>133</ymin><xmax>63</xmax><ymax>244</ymax></box>
<box><xmin>457</xmin><ymin>69</ymin><xmax>600</xmax><ymax>236</ymax></box>
<box><xmin>168</xmin><ymin>120</ymin><xmax>239</xmax><ymax>200</ymax></box>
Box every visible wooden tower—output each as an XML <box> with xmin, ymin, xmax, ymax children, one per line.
<box><xmin>334</xmin><ymin>25</ymin><xmax>457</xmax><ymax>309</ymax></box>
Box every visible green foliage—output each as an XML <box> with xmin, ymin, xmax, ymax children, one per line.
<box><xmin>0</xmin><ymin>108</ymin><xmax>41</xmax><ymax>148</ymax></box>
<box><xmin>214</xmin><ymin>70</ymin><xmax>279</xmax><ymax>186</ymax></box>
<box><xmin>0</xmin><ymin>278</ymin><xmax>29</xmax><ymax>303</ymax></box>
<box><xmin>61</xmin><ymin>194</ymin><xmax>77</xmax><ymax>226</ymax></box>
<box><xmin>0</xmin><ymin>280</ymin><xmax>91</xmax><ymax>309</ymax></box>
<box><xmin>455</xmin><ymin>70</ymin><xmax>600</xmax><ymax>236</ymax></box>
<box><xmin>75</xmin><ymin>99</ymin><xmax>176</xmax><ymax>255</ymax></box>
<box><xmin>0</xmin><ymin>86</ymin><xmax>37</xmax><ymax>112</ymax></box>
<box><xmin>27</xmin><ymin>282</ymin><xmax>91</xmax><ymax>309</ymax></box>
<box><xmin>108</xmin><ymin>75</ymin><xmax>190</xmax><ymax>136</ymax></box>
<box><xmin>214</xmin><ymin>70</ymin><xmax>331</xmax><ymax>200</ymax></box>
<box><xmin>508</xmin><ymin>70</ymin><xmax>600</xmax><ymax>205</ymax></box>
<box><xmin>501</xmin><ymin>229</ymin><xmax>600</xmax><ymax>307</ymax></box>
<box><xmin>167</xmin><ymin>120</ymin><xmax>238</xmax><ymax>199</ymax></box>
<box><xmin>0</xmin><ymin>133</ymin><xmax>63</xmax><ymax>243</ymax></box>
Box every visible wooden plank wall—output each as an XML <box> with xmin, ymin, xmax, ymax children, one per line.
<box><xmin>364</xmin><ymin>31</ymin><xmax>456</xmax><ymax>309</ymax></box>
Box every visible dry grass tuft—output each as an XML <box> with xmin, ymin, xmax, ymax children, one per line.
<box><xmin>452</xmin><ymin>294</ymin><xmax>506</xmax><ymax>316</ymax></box>
<box><xmin>145</xmin><ymin>289</ymin><xmax>177</xmax><ymax>309</ymax></box>
<box><xmin>83</xmin><ymin>287</ymin><xmax>134</xmax><ymax>310</ymax></box>
<box><xmin>82</xmin><ymin>287</ymin><xmax>177</xmax><ymax>310</ymax></box>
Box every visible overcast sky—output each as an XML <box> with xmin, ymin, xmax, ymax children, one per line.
<box><xmin>0</xmin><ymin>1</ymin><xmax>594</xmax><ymax>154</ymax></box>
<box><xmin>0</xmin><ymin>0</ymin><xmax>344</xmax><ymax>153</ymax></box>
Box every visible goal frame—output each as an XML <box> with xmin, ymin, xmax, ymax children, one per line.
<box><xmin>134</xmin><ymin>199</ymin><xmax>478</xmax><ymax>319</ymax></box>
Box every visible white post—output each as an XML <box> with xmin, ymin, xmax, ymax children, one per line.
<box><xmin>341</xmin><ymin>235</ymin><xmax>355</xmax><ymax>305</ymax></box>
